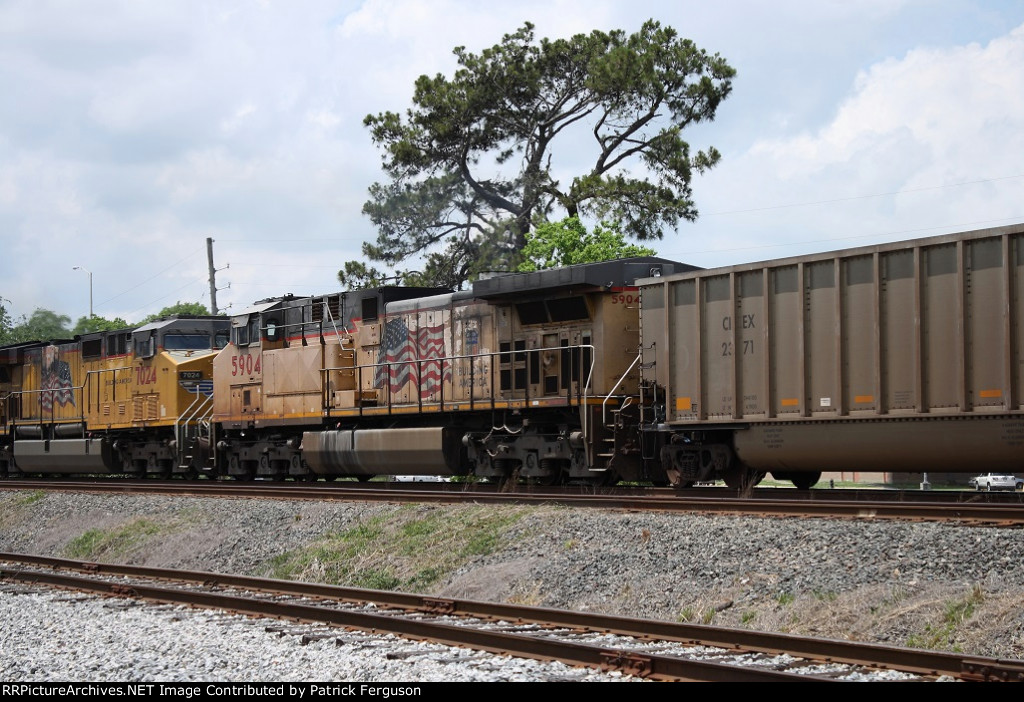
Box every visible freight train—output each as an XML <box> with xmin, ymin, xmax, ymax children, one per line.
<box><xmin>0</xmin><ymin>316</ymin><xmax>229</xmax><ymax>477</ymax></box>
<box><xmin>3</xmin><ymin>223</ymin><xmax>1023</xmax><ymax>488</ymax></box>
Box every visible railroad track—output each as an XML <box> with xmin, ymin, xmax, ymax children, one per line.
<box><xmin>2</xmin><ymin>553</ymin><xmax>1021</xmax><ymax>682</ymax></box>
<box><xmin>3</xmin><ymin>479</ymin><xmax>1024</xmax><ymax>526</ymax></box>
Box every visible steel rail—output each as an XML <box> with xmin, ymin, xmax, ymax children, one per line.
<box><xmin>0</xmin><ymin>560</ymin><xmax>816</xmax><ymax>682</ymax></box>
<box><xmin>3</xmin><ymin>553</ymin><xmax>1022</xmax><ymax>681</ymax></box>
<box><xmin>2</xmin><ymin>480</ymin><xmax>1024</xmax><ymax>525</ymax></box>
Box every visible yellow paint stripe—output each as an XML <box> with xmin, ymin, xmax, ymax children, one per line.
<box><xmin>675</xmin><ymin>397</ymin><xmax>692</xmax><ymax>411</ymax></box>
<box><xmin>854</xmin><ymin>395</ymin><xmax>874</xmax><ymax>403</ymax></box>
<box><xmin>780</xmin><ymin>398</ymin><xmax>799</xmax><ymax>407</ymax></box>
<box><xmin>980</xmin><ymin>389</ymin><xmax>1003</xmax><ymax>398</ymax></box>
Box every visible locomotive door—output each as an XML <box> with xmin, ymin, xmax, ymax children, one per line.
<box><xmin>499</xmin><ymin>328</ymin><xmax>590</xmax><ymax>401</ymax></box>
<box><xmin>496</xmin><ymin>306</ymin><xmax>523</xmax><ymax>400</ymax></box>
<box><xmin>558</xmin><ymin>329</ymin><xmax>592</xmax><ymax>401</ymax></box>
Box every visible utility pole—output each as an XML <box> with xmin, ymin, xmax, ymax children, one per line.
<box><xmin>207</xmin><ymin>238</ymin><xmax>219</xmax><ymax>315</ymax></box>
<box><xmin>72</xmin><ymin>266</ymin><xmax>93</xmax><ymax>318</ymax></box>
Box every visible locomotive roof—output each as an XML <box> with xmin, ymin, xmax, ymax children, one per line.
<box><xmin>133</xmin><ymin>315</ymin><xmax>228</xmax><ymax>333</ymax></box>
<box><xmin>0</xmin><ymin>340</ymin><xmax>50</xmax><ymax>363</ymax></box>
<box><xmin>471</xmin><ymin>257</ymin><xmax>699</xmax><ymax>299</ymax></box>
<box><xmin>235</xmin><ymin>287</ymin><xmax>453</xmax><ymax>319</ymax></box>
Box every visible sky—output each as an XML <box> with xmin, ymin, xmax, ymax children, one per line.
<box><xmin>1</xmin><ymin>0</ymin><xmax>1023</xmax><ymax>325</ymax></box>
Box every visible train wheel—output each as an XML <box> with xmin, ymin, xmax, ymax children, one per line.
<box><xmin>664</xmin><ymin>467</ymin><xmax>694</xmax><ymax>489</ymax></box>
<box><xmin>534</xmin><ymin>459</ymin><xmax>567</xmax><ymax>486</ymax></box>
<box><xmin>233</xmin><ymin>457</ymin><xmax>255</xmax><ymax>481</ymax></box>
<box><xmin>723</xmin><ymin>465</ymin><xmax>764</xmax><ymax>491</ymax></box>
<box><xmin>791</xmin><ymin>472</ymin><xmax>821</xmax><ymax>490</ymax></box>
<box><xmin>577</xmin><ymin>469</ymin><xmax>618</xmax><ymax>488</ymax></box>
<box><xmin>149</xmin><ymin>456</ymin><xmax>171</xmax><ymax>480</ymax></box>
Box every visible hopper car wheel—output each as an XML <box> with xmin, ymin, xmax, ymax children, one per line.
<box><xmin>577</xmin><ymin>470</ymin><xmax>618</xmax><ymax>488</ymax></box>
<box><xmin>663</xmin><ymin>468</ymin><xmax>692</xmax><ymax>489</ymax></box>
<box><xmin>791</xmin><ymin>472</ymin><xmax>821</xmax><ymax>490</ymax></box>
<box><xmin>723</xmin><ymin>465</ymin><xmax>765</xmax><ymax>491</ymax></box>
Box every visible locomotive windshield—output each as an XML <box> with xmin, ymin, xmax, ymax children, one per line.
<box><xmin>164</xmin><ymin>333</ymin><xmax>214</xmax><ymax>351</ymax></box>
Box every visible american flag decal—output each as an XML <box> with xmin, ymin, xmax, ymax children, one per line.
<box><xmin>375</xmin><ymin>318</ymin><xmax>450</xmax><ymax>397</ymax></box>
<box><xmin>40</xmin><ymin>351</ymin><xmax>76</xmax><ymax>412</ymax></box>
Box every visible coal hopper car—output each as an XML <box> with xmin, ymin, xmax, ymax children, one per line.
<box><xmin>636</xmin><ymin>223</ymin><xmax>1024</xmax><ymax>489</ymax></box>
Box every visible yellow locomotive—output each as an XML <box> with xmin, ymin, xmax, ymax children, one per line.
<box><xmin>0</xmin><ymin>316</ymin><xmax>229</xmax><ymax>476</ymax></box>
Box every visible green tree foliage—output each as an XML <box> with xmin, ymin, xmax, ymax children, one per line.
<box><xmin>2</xmin><ymin>308</ymin><xmax>72</xmax><ymax>344</ymax></box>
<box><xmin>517</xmin><ymin>217</ymin><xmax>657</xmax><ymax>272</ymax></box>
<box><xmin>347</xmin><ymin>19</ymin><xmax>734</xmax><ymax>288</ymax></box>
<box><xmin>0</xmin><ymin>300</ymin><xmax>12</xmax><ymax>345</ymax></box>
<box><xmin>72</xmin><ymin>315</ymin><xmax>132</xmax><ymax>335</ymax></box>
<box><xmin>142</xmin><ymin>301</ymin><xmax>211</xmax><ymax>323</ymax></box>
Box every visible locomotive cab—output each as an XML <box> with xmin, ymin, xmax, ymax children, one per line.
<box><xmin>464</xmin><ymin>257</ymin><xmax>695</xmax><ymax>485</ymax></box>
<box><xmin>83</xmin><ymin>316</ymin><xmax>228</xmax><ymax>477</ymax></box>
<box><xmin>212</xmin><ymin>286</ymin><xmax>451</xmax><ymax>480</ymax></box>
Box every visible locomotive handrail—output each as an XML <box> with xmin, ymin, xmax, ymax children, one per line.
<box><xmin>176</xmin><ymin>391</ymin><xmax>214</xmax><ymax>468</ymax></box>
<box><xmin>318</xmin><ymin>298</ymin><xmax>347</xmax><ymax>348</ymax></box>
<box><xmin>178</xmin><ymin>390</ymin><xmax>214</xmax><ymax>430</ymax></box>
<box><xmin>320</xmin><ymin>343</ymin><xmax>597</xmax><ymax>417</ymax></box>
<box><xmin>84</xmin><ymin>366</ymin><xmax>132</xmax><ymax>413</ymax></box>
<box><xmin>602</xmin><ymin>350</ymin><xmax>642</xmax><ymax>427</ymax></box>
<box><xmin>10</xmin><ymin>383</ymin><xmax>88</xmax><ymax>428</ymax></box>
<box><xmin>580</xmin><ymin>346</ymin><xmax>596</xmax><ymax>443</ymax></box>
<box><xmin>0</xmin><ymin>390</ymin><xmax>11</xmax><ymax>431</ymax></box>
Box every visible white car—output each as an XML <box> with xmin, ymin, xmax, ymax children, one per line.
<box><xmin>968</xmin><ymin>473</ymin><xmax>1020</xmax><ymax>491</ymax></box>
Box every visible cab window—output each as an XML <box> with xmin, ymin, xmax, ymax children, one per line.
<box><xmin>164</xmin><ymin>334</ymin><xmax>211</xmax><ymax>351</ymax></box>
<box><xmin>134</xmin><ymin>335</ymin><xmax>155</xmax><ymax>358</ymax></box>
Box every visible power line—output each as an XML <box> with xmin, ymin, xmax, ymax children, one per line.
<box><xmin>96</xmin><ymin>249</ymin><xmax>203</xmax><ymax>309</ymax></box>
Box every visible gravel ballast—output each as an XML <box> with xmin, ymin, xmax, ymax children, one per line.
<box><xmin>1</xmin><ymin>489</ymin><xmax>1023</xmax><ymax>680</ymax></box>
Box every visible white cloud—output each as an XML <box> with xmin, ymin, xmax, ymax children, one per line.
<box><xmin>2</xmin><ymin>1</ymin><xmax>1024</xmax><ymax>322</ymax></box>
<box><xmin>751</xmin><ymin>24</ymin><xmax>1024</xmax><ymax>184</ymax></box>
<box><xmin>664</xmin><ymin>20</ymin><xmax>1024</xmax><ymax>269</ymax></box>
